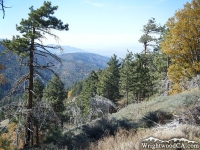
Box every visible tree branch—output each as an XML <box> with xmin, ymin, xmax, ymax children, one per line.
<box><xmin>0</xmin><ymin>0</ymin><xmax>11</xmax><ymax>19</ymax></box>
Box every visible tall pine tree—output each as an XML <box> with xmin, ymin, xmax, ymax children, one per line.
<box><xmin>22</xmin><ymin>78</ymin><xmax>44</xmax><ymax>145</ymax></box>
<box><xmin>136</xmin><ymin>54</ymin><xmax>151</xmax><ymax>100</ymax></box>
<box><xmin>97</xmin><ymin>54</ymin><xmax>120</xmax><ymax>104</ymax></box>
<box><xmin>119</xmin><ymin>50</ymin><xmax>135</xmax><ymax>106</ymax></box>
<box><xmin>0</xmin><ymin>1</ymin><xmax>68</xmax><ymax>147</ymax></box>
<box><xmin>79</xmin><ymin>70</ymin><xmax>98</xmax><ymax>115</ymax></box>
<box><xmin>43</xmin><ymin>75</ymin><xmax>66</xmax><ymax>125</ymax></box>
<box><xmin>139</xmin><ymin>18</ymin><xmax>163</xmax><ymax>54</ymax></box>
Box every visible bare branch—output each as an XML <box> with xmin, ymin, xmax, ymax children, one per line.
<box><xmin>0</xmin><ymin>74</ymin><xmax>29</xmax><ymax>104</ymax></box>
<box><xmin>34</xmin><ymin>44</ymin><xmax>61</xmax><ymax>63</ymax></box>
<box><xmin>0</xmin><ymin>0</ymin><xmax>12</xmax><ymax>19</ymax></box>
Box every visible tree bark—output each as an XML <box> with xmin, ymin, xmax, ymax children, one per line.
<box><xmin>24</xmin><ymin>27</ymin><xmax>35</xmax><ymax>148</ymax></box>
<box><xmin>126</xmin><ymin>88</ymin><xmax>128</xmax><ymax>106</ymax></box>
<box><xmin>36</xmin><ymin>123</ymin><xmax>39</xmax><ymax>145</ymax></box>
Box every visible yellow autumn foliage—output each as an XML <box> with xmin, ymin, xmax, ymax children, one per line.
<box><xmin>0</xmin><ymin>123</ymin><xmax>24</xmax><ymax>150</ymax></box>
<box><xmin>68</xmin><ymin>90</ymin><xmax>73</xmax><ymax>98</ymax></box>
<box><xmin>0</xmin><ymin>64</ymin><xmax>6</xmax><ymax>85</ymax></box>
<box><xmin>161</xmin><ymin>0</ymin><xmax>200</xmax><ymax>94</ymax></box>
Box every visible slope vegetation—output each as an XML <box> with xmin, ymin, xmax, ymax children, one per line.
<box><xmin>61</xmin><ymin>89</ymin><xmax>200</xmax><ymax>149</ymax></box>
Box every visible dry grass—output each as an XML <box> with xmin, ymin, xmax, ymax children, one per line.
<box><xmin>0</xmin><ymin>119</ymin><xmax>9</xmax><ymax>128</ymax></box>
<box><xmin>61</xmin><ymin>90</ymin><xmax>200</xmax><ymax>149</ymax></box>
<box><xmin>112</xmin><ymin>89</ymin><xmax>200</xmax><ymax>121</ymax></box>
<box><xmin>89</xmin><ymin>90</ymin><xmax>200</xmax><ymax>150</ymax></box>
<box><xmin>89</xmin><ymin>124</ymin><xmax>200</xmax><ymax>150</ymax></box>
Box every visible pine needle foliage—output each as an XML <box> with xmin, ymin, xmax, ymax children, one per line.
<box><xmin>0</xmin><ymin>1</ymin><xmax>68</xmax><ymax>147</ymax></box>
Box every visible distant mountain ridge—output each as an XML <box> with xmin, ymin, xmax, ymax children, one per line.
<box><xmin>54</xmin><ymin>52</ymin><xmax>109</xmax><ymax>87</ymax></box>
<box><xmin>0</xmin><ymin>40</ymin><xmax>87</xmax><ymax>54</ymax></box>
<box><xmin>47</xmin><ymin>45</ymin><xmax>87</xmax><ymax>55</ymax></box>
<box><xmin>0</xmin><ymin>44</ymin><xmax>109</xmax><ymax>99</ymax></box>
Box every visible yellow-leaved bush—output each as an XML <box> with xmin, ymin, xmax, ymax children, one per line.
<box><xmin>0</xmin><ymin>123</ymin><xmax>24</xmax><ymax>150</ymax></box>
<box><xmin>67</xmin><ymin>90</ymin><xmax>73</xmax><ymax>98</ymax></box>
<box><xmin>161</xmin><ymin>0</ymin><xmax>200</xmax><ymax>94</ymax></box>
<box><xmin>0</xmin><ymin>123</ymin><xmax>44</xmax><ymax>149</ymax></box>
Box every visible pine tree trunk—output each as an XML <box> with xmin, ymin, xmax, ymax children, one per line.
<box><xmin>142</xmin><ymin>42</ymin><xmax>147</xmax><ymax>98</ymax></box>
<box><xmin>36</xmin><ymin>123</ymin><xmax>39</xmax><ymax>145</ymax></box>
<box><xmin>31</xmin><ymin>127</ymin><xmax>34</xmax><ymax>146</ymax></box>
<box><xmin>144</xmin><ymin>42</ymin><xmax>147</xmax><ymax>55</ymax></box>
<box><xmin>126</xmin><ymin>88</ymin><xmax>128</xmax><ymax>106</ymax></box>
<box><xmin>24</xmin><ymin>27</ymin><xmax>35</xmax><ymax>148</ymax></box>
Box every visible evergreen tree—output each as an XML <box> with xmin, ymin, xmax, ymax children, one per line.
<box><xmin>79</xmin><ymin>70</ymin><xmax>98</xmax><ymax>115</ymax></box>
<box><xmin>71</xmin><ymin>81</ymin><xmax>83</xmax><ymax>97</ymax></box>
<box><xmin>43</xmin><ymin>75</ymin><xmax>66</xmax><ymax>119</ymax></box>
<box><xmin>96</xmin><ymin>68</ymin><xmax>103</xmax><ymax>77</ymax></box>
<box><xmin>97</xmin><ymin>54</ymin><xmax>120</xmax><ymax>104</ymax></box>
<box><xmin>149</xmin><ymin>52</ymin><xmax>168</xmax><ymax>94</ymax></box>
<box><xmin>33</xmin><ymin>78</ymin><xmax>44</xmax><ymax>100</ymax></box>
<box><xmin>139</xmin><ymin>18</ymin><xmax>163</xmax><ymax>54</ymax></box>
<box><xmin>138</xmin><ymin>18</ymin><xmax>168</xmax><ymax>97</ymax></box>
<box><xmin>0</xmin><ymin>1</ymin><xmax>68</xmax><ymax>147</ymax></box>
<box><xmin>119</xmin><ymin>50</ymin><xmax>135</xmax><ymax>106</ymax></box>
<box><xmin>22</xmin><ymin>78</ymin><xmax>44</xmax><ymax>145</ymax></box>
<box><xmin>132</xmin><ymin>53</ymin><xmax>152</xmax><ymax>102</ymax></box>
<box><xmin>23</xmin><ymin>78</ymin><xmax>44</xmax><ymax>103</ymax></box>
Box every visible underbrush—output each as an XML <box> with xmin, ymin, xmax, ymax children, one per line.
<box><xmin>59</xmin><ymin>90</ymin><xmax>200</xmax><ymax>149</ymax></box>
<box><xmin>89</xmin><ymin>124</ymin><xmax>200</xmax><ymax>150</ymax></box>
<box><xmin>112</xmin><ymin>89</ymin><xmax>200</xmax><ymax>121</ymax></box>
<box><xmin>88</xmin><ymin>90</ymin><xmax>200</xmax><ymax>150</ymax></box>
<box><xmin>16</xmin><ymin>90</ymin><xmax>200</xmax><ymax>150</ymax></box>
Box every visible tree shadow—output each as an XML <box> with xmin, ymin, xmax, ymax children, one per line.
<box><xmin>60</xmin><ymin>110</ymin><xmax>173</xmax><ymax>149</ymax></box>
<box><xmin>140</xmin><ymin>110</ymin><xmax>173</xmax><ymax>128</ymax></box>
<box><xmin>61</xmin><ymin>117</ymin><xmax>138</xmax><ymax>150</ymax></box>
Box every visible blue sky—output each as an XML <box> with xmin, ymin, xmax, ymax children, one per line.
<box><xmin>0</xmin><ymin>0</ymin><xmax>192</xmax><ymax>57</ymax></box>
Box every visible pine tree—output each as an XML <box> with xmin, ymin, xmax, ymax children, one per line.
<box><xmin>0</xmin><ymin>1</ymin><xmax>68</xmax><ymax>147</ymax></box>
<box><xmin>149</xmin><ymin>52</ymin><xmax>168</xmax><ymax>94</ymax></box>
<box><xmin>71</xmin><ymin>81</ymin><xmax>83</xmax><ymax>97</ymax></box>
<box><xmin>119</xmin><ymin>50</ymin><xmax>135</xmax><ymax>106</ymax></box>
<box><xmin>23</xmin><ymin>78</ymin><xmax>44</xmax><ymax>103</ymax></box>
<box><xmin>22</xmin><ymin>78</ymin><xmax>44</xmax><ymax>145</ymax></box>
<box><xmin>97</xmin><ymin>54</ymin><xmax>120</xmax><ymax>104</ymax></box>
<box><xmin>79</xmin><ymin>70</ymin><xmax>98</xmax><ymax>115</ymax></box>
<box><xmin>43</xmin><ymin>75</ymin><xmax>66</xmax><ymax>122</ymax></box>
<box><xmin>119</xmin><ymin>51</ymin><xmax>158</xmax><ymax>104</ymax></box>
<box><xmin>139</xmin><ymin>18</ymin><xmax>163</xmax><ymax>54</ymax></box>
<box><xmin>138</xmin><ymin>18</ymin><xmax>168</xmax><ymax>96</ymax></box>
<box><xmin>132</xmin><ymin>53</ymin><xmax>152</xmax><ymax>101</ymax></box>
<box><xmin>32</xmin><ymin>79</ymin><xmax>44</xmax><ymax>100</ymax></box>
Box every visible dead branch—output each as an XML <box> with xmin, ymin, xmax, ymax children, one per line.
<box><xmin>0</xmin><ymin>0</ymin><xmax>11</xmax><ymax>19</ymax></box>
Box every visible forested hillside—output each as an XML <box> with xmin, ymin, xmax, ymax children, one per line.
<box><xmin>57</xmin><ymin>53</ymin><xmax>109</xmax><ymax>87</ymax></box>
<box><xmin>0</xmin><ymin>50</ymin><xmax>109</xmax><ymax>100</ymax></box>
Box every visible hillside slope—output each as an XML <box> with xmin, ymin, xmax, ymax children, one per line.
<box><xmin>55</xmin><ymin>53</ymin><xmax>109</xmax><ymax>87</ymax></box>
<box><xmin>0</xmin><ymin>48</ymin><xmax>109</xmax><ymax>99</ymax></box>
<box><xmin>112</xmin><ymin>90</ymin><xmax>200</xmax><ymax>121</ymax></box>
<box><xmin>61</xmin><ymin>90</ymin><xmax>200</xmax><ymax>149</ymax></box>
